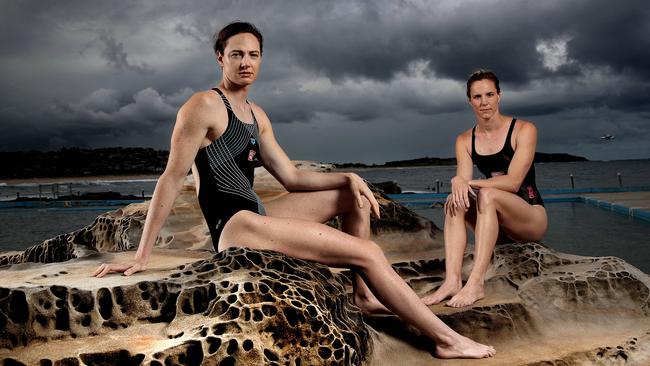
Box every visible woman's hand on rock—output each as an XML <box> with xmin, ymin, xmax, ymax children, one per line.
<box><xmin>92</xmin><ymin>260</ymin><xmax>147</xmax><ymax>277</ymax></box>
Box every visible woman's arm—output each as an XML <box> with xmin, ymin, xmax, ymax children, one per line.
<box><xmin>252</xmin><ymin>104</ymin><xmax>380</xmax><ymax>218</ymax></box>
<box><xmin>469</xmin><ymin>121</ymin><xmax>537</xmax><ymax>192</ymax></box>
<box><xmin>449</xmin><ymin>131</ymin><xmax>474</xmax><ymax>211</ymax></box>
<box><xmin>93</xmin><ymin>93</ymin><xmax>213</xmax><ymax>277</ymax></box>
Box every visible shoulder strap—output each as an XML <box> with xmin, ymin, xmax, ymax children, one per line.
<box><xmin>212</xmin><ymin>88</ymin><xmax>232</xmax><ymax>110</ymax></box>
<box><xmin>246</xmin><ymin>100</ymin><xmax>259</xmax><ymax>124</ymax></box>
<box><xmin>505</xmin><ymin>117</ymin><xmax>517</xmax><ymax>151</ymax></box>
<box><xmin>471</xmin><ymin>126</ymin><xmax>477</xmax><ymax>157</ymax></box>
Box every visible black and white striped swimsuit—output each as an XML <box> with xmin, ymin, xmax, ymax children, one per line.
<box><xmin>194</xmin><ymin>88</ymin><xmax>265</xmax><ymax>249</ymax></box>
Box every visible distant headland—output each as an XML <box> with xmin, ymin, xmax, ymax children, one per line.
<box><xmin>0</xmin><ymin>148</ymin><xmax>587</xmax><ymax>179</ymax></box>
<box><xmin>0</xmin><ymin>147</ymin><xmax>168</xmax><ymax>179</ymax></box>
<box><xmin>334</xmin><ymin>152</ymin><xmax>588</xmax><ymax>169</ymax></box>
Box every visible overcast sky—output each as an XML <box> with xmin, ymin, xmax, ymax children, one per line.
<box><xmin>1</xmin><ymin>0</ymin><xmax>648</xmax><ymax>163</ymax></box>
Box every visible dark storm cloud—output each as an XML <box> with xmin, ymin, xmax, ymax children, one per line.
<box><xmin>96</xmin><ymin>34</ymin><xmax>155</xmax><ymax>74</ymax></box>
<box><xmin>221</xmin><ymin>0</ymin><xmax>650</xmax><ymax>122</ymax></box>
<box><xmin>174</xmin><ymin>24</ymin><xmax>210</xmax><ymax>44</ymax></box>
<box><xmin>258</xmin><ymin>0</ymin><xmax>650</xmax><ymax>120</ymax></box>
<box><xmin>252</xmin><ymin>61</ymin><xmax>466</xmax><ymax>124</ymax></box>
<box><xmin>273</xmin><ymin>0</ymin><xmax>650</xmax><ymax>85</ymax></box>
<box><xmin>0</xmin><ymin>87</ymin><xmax>182</xmax><ymax>150</ymax></box>
<box><xmin>0</xmin><ymin>0</ymin><xmax>648</xmax><ymax>161</ymax></box>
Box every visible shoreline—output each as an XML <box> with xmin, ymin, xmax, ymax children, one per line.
<box><xmin>0</xmin><ymin>174</ymin><xmax>160</xmax><ymax>185</ymax></box>
<box><xmin>2</xmin><ymin>157</ymin><xmax>650</xmax><ymax>184</ymax></box>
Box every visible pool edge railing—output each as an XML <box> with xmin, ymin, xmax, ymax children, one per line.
<box><xmin>387</xmin><ymin>186</ymin><xmax>650</xmax><ymax>223</ymax></box>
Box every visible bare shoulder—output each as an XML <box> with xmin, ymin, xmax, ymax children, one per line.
<box><xmin>456</xmin><ymin>128</ymin><xmax>473</xmax><ymax>147</ymax></box>
<box><xmin>512</xmin><ymin>119</ymin><xmax>537</xmax><ymax>153</ymax></box>
<box><xmin>514</xmin><ymin>119</ymin><xmax>537</xmax><ymax>137</ymax></box>
<box><xmin>179</xmin><ymin>91</ymin><xmax>223</xmax><ymax>120</ymax></box>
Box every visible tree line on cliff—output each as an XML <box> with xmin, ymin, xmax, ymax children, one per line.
<box><xmin>334</xmin><ymin>153</ymin><xmax>588</xmax><ymax>168</ymax></box>
<box><xmin>0</xmin><ymin>147</ymin><xmax>168</xmax><ymax>179</ymax></box>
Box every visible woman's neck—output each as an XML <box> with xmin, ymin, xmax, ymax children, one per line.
<box><xmin>476</xmin><ymin>113</ymin><xmax>508</xmax><ymax>133</ymax></box>
<box><xmin>218</xmin><ymin>80</ymin><xmax>249</xmax><ymax>104</ymax></box>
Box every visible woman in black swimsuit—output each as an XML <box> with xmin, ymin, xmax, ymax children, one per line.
<box><xmin>422</xmin><ymin>70</ymin><xmax>548</xmax><ymax>308</ymax></box>
<box><xmin>93</xmin><ymin>22</ymin><xmax>496</xmax><ymax>359</ymax></box>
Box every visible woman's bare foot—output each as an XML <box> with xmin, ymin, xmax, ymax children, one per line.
<box><xmin>446</xmin><ymin>282</ymin><xmax>484</xmax><ymax>308</ymax></box>
<box><xmin>422</xmin><ymin>280</ymin><xmax>462</xmax><ymax>305</ymax></box>
<box><xmin>353</xmin><ymin>290</ymin><xmax>392</xmax><ymax>315</ymax></box>
<box><xmin>435</xmin><ymin>334</ymin><xmax>496</xmax><ymax>359</ymax></box>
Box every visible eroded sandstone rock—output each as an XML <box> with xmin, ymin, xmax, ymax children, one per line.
<box><xmin>1</xmin><ymin>247</ymin><xmax>370</xmax><ymax>366</ymax></box>
<box><xmin>362</xmin><ymin>242</ymin><xmax>650</xmax><ymax>365</ymax></box>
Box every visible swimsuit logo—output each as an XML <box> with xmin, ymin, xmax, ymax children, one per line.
<box><xmin>527</xmin><ymin>186</ymin><xmax>536</xmax><ymax>199</ymax></box>
<box><xmin>215</xmin><ymin>219</ymin><xmax>222</xmax><ymax>230</ymax></box>
<box><xmin>248</xmin><ymin>150</ymin><xmax>256</xmax><ymax>161</ymax></box>
<box><xmin>491</xmin><ymin>171</ymin><xmax>505</xmax><ymax>177</ymax></box>
<box><xmin>250</xmin><ymin>138</ymin><xmax>256</xmax><ymax>145</ymax></box>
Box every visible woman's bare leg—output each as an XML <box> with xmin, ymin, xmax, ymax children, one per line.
<box><xmin>447</xmin><ymin>187</ymin><xmax>547</xmax><ymax>308</ymax></box>
<box><xmin>264</xmin><ymin>189</ymin><xmax>388</xmax><ymax>314</ymax></box>
<box><xmin>422</xmin><ymin>196</ymin><xmax>477</xmax><ymax>305</ymax></box>
<box><xmin>219</xmin><ymin>211</ymin><xmax>495</xmax><ymax>358</ymax></box>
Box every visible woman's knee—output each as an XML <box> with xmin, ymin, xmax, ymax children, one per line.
<box><xmin>445</xmin><ymin>194</ymin><xmax>467</xmax><ymax>218</ymax></box>
<box><xmin>356</xmin><ymin>240</ymin><xmax>387</xmax><ymax>269</ymax></box>
<box><xmin>340</xmin><ymin>188</ymin><xmax>371</xmax><ymax>215</ymax></box>
<box><xmin>445</xmin><ymin>193</ymin><xmax>453</xmax><ymax>207</ymax></box>
<box><xmin>477</xmin><ymin>187</ymin><xmax>499</xmax><ymax>208</ymax></box>
<box><xmin>356</xmin><ymin>195</ymin><xmax>372</xmax><ymax>215</ymax></box>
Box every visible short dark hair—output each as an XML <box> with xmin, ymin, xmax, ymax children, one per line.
<box><xmin>213</xmin><ymin>21</ymin><xmax>263</xmax><ymax>55</ymax></box>
<box><xmin>466</xmin><ymin>69</ymin><xmax>500</xmax><ymax>98</ymax></box>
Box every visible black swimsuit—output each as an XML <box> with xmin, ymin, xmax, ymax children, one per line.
<box><xmin>194</xmin><ymin>88</ymin><xmax>266</xmax><ymax>249</ymax></box>
<box><xmin>471</xmin><ymin>118</ymin><xmax>544</xmax><ymax>206</ymax></box>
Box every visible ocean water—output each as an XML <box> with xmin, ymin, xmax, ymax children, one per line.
<box><xmin>1</xmin><ymin>160</ymin><xmax>649</xmax><ymax>272</ymax></box>
<box><xmin>0</xmin><ymin>207</ymin><xmax>113</xmax><ymax>252</ymax></box>
<box><xmin>413</xmin><ymin>203</ymin><xmax>650</xmax><ymax>273</ymax></box>
<box><xmin>0</xmin><ymin>178</ymin><xmax>157</xmax><ymax>201</ymax></box>
<box><xmin>1</xmin><ymin>160</ymin><xmax>649</xmax><ymax>200</ymax></box>
<box><xmin>349</xmin><ymin>159</ymin><xmax>650</xmax><ymax>192</ymax></box>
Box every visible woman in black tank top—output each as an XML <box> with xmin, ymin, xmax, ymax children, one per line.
<box><xmin>422</xmin><ymin>70</ymin><xmax>548</xmax><ymax>309</ymax></box>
